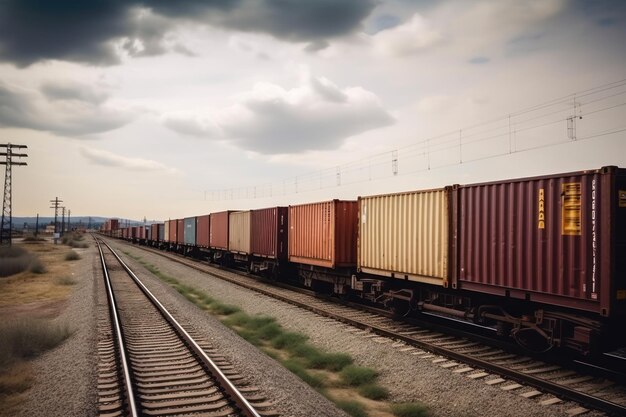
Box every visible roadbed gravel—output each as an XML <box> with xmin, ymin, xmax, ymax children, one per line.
<box><xmin>110</xmin><ymin>239</ymin><xmax>604</xmax><ymax>417</ymax></box>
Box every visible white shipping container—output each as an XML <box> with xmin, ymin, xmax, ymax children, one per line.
<box><xmin>358</xmin><ymin>189</ymin><xmax>450</xmax><ymax>287</ymax></box>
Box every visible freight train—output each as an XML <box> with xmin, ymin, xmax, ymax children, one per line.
<box><xmin>103</xmin><ymin>166</ymin><xmax>626</xmax><ymax>356</ymax></box>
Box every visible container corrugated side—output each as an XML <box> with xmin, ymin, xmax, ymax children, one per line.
<box><xmin>210</xmin><ymin>211</ymin><xmax>231</xmax><ymax>250</ymax></box>
<box><xmin>150</xmin><ymin>224</ymin><xmax>159</xmax><ymax>241</ymax></box>
<box><xmin>228</xmin><ymin>211</ymin><xmax>251</xmax><ymax>254</ymax></box>
<box><xmin>458</xmin><ymin>167</ymin><xmax>625</xmax><ymax>315</ymax></box>
<box><xmin>164</xmin><ymin>220</ymin><xmax>170</xmax><ymax>242</ymax></box>
<box><xmin>358</xmin><ymin>188</ymin><xmax>451</xmax><ymax>287</ymax></box>
<box><xmin>168</xmin><ymin>220</ymin><xmax>177</xmax><ymax>243</ymax></box>
<box><xmin>196</xmin><ymin>215</ymin><xmax>210</xmax><ymax>248</ymax></box>
<box><xmin>288</xmin><ymin>200</ymin><xmax>357</xmax><ymax>268</ymax></box>
<box><xmin>184</xmin><ymin>217</ymin><xmax>196</xmax><ymax>245</ymax></box>
<box><xmin>251</xmin><ymin>207</ymin><xmax>288</xmax><ymax>259</ymax></box>
<box><xmin>176</xmin><ymin>219</ymin><xmax>184</xmax><ymax>244</ymax></box>
<box><xmin>158</xmin><ymin>224</ymin><xmax>164</xmax><ymax>242</ymax></box>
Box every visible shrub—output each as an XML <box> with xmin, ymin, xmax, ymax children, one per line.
<box><xmin>65</xmin><ymin>251</ymin><xmax>80</xmax><ymax>261</ymax></box>
<box><xmin>0</xmin><ymin>246</ymin><xmax>45</xmax><ymax>277</ymax></box>
<box><xmin>22</xmin><ymin>235</ymin><xmax>45</xmax><ymax>242</ymax></box>
<box><xmin>358</xmin><ymin>384</ymin><xmax>389</xmax><ymax>400</ymax></box>
<box><xmin>336</xmin><ymin>400</ymin><xmax>368</xmax><ymax>417</ymax></box>
<box><xmin>340</xmin><ymin>365</ymin><xmax>378</xmax><ymax>386</ymax></box>
<box><xmin>0</xmin><ymin>318</ymin><xmax>71</xmax><ymax>367</ymax></box>
<box><xmin>55</xmin><ymin>276</ymin><xmax>76</xmax><ymax>286</ymax></box>
<box><xmin>307</xmin><ymin>352</ymin><xmax>353</xmax><ymax>371</ymax></box>
<box><xmin>212</xmin><ymin>303</ymin><xmax>241</xmax><ymax>315</ymax></box>
<box><xmin>29</xmin><ymin>257</ymin><xmax>46</xmax><ymax>274</ymax></box>
<box><xmin>390</xmin><ymin>403</ymin><xmax>430</xmax><ymax>417</ymax></box>
<box><xmin>271</xmin><ymin>332</ymin><xmax>308</xmax><ymax>350</ymax></box>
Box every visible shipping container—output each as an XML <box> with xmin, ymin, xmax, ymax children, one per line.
<box><xmin>168</xmin><ymin>220</ymin><xmax>177</xmax><ymax>243</ymax></box>
<box><xmin>228</xmin><ymin>211</ymin><xmax>251</xmax><ymax>254</ymax></box>
<box><xmin>196</xmin><ymin>215</ymin><xmax>210</xmax><ymax>248</ymax></box>
<box><xmin>158</xmin><ymin>224</ymin><xmax>165</xmax><ymax>242</ymax></box>
<box><xmin>358</xmin><ymin>188</ymin><xmax>453</xmax><ymax>287</ymax></box>
<box><xmin>458</xmin><ymin>166</ymin><xmax>626</xmax><ymax>317</ymax></box>
<box><xmin>150</xmin><ymin>223</ymin><xmax>159</xmax><ymax>241</ymax></box>
<box><xmin>176</xmin><ymin>219</ymin><xmax>184</xmax><ymax>245</ymax></box>
<box><xmin>289</xmin><ymin>200</ymin><xmax>358</xmax><ymax>269</ymax></box>
<box><xmin>184</xmin><ymin>217</ymin><xmax>196</xmax><ymax>245</ymax></box>
<box><xmin>145</xmin><ymin>225</ymin><xmax>151</xmax><ymax>241</ymax></box>
<box><xmin>164</xmin><ymin>220</ymin><xmax>170</xmax><ymax>242</ymax></box>
<box><xmin>251</xmin><ymin>207</ymin><xmax>288</xmax><ymax>259</ymax></box>
<box><xmin>210</xmin><ymin>211</ymin><xmax>235</xmax><ymax>250</ymax></box>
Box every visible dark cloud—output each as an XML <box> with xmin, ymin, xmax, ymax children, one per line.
<box><xmin>0</xmin><ymin>83</ymin><xmax>132</xmax><ymax>136</ymax></box>
<box><xmin>0</xmin><ymin>0</ymin><xmax>375</xmax><ymax>66</ymax></box>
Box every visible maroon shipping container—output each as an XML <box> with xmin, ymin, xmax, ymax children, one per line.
<box><xmin>176</xmin><ymin>219</ymin><xmax>184</xmax><ymax>244</ymax></box>
<box><xmin>168</xmin><ymin>220</ymin><xmax>177</xmax><ymax>243</ymax></box>
<box><xmin>458</xmin><ymin>166</ymin><xmax>626</xmax><ymax>317</ymax></box>
<box><xmin>210</xmin><ymin>211</ymin><xmax>235</xmax><ymax>250</ymax></box>
<box><xmin>150</xmin><ymin>223</ymin><xmax>159</xmax><ymax>241</ymax></box>
<box><xmin>196</xmin><ymin>215</ymin><xmax>210</xmax><ymax>248</ymax></box>
<box><xmin>251</xmin><ymin>207</ymin><xmax>288</xmax><ymax>259</ymax></box>
<box><xmin>289</xmin><ymin>200</ymin><xmax>358</xmax><ymax>269</ymax></box>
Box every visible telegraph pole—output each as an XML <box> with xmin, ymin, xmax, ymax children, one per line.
<box><xmin>67</xmin><ymin>209</ymin><xmax>71</xmax><ymax>233</ymax></box>
<box><xmin>0</xmin><ymin>143</ymin><xmax>28</xmax><ymax>246</ymax></box>
<box><xmin>61</xmin><ymin>207</ymin><xmax>65</xmax><ymax>236</ymax></box>
<box><xmin>49</xmin><ymin>197</ymin><xmax>63</xmax><ymax>244</ymax></box>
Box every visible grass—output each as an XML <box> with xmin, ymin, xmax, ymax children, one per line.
<box><xmin>336</xmin><ymin>400</ymin><xmax>368</xmax><ymax>417</ymax></box>
<box><xmin>390</xmin><ymin>403</ymin><xmax>430</xmax><ymax>417</ymax></box>
<box><xmin>340</xmin><ymin>365</ymin><xmax>378</xmax><ymax>386</ymax></box>
<box><xmin>22</xmin><ymin>235</ymin><xmax>45</xmax><ymax>242</ymax></box>
<box><xmin>0</xmin><ymin>318</ymin><xmax>71</xmax><ymax>368</ymax></box>
<box><xmin>64</xmin><ymin>251</ymin><xmax>81</xmax><ymax>261</ymax></box>
<box><xmin>358</xmin><ymin>384</ymin><xmax>390</xmax><ymax>400</ymax></box>
<box><xmin>61</xmin><ymin>233</ymin><xmax>88</xmax><ymax>249</ymax></box>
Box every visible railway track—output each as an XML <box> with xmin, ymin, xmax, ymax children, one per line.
<box><xmin>109</xmin><ymin>237</ymin><xmax>626</xmax><ymax>416</ymax></box>
<box><xmin>95</xmin><ymin>237</ymin><xmax>277</xmax><ymax>417</ymax></box>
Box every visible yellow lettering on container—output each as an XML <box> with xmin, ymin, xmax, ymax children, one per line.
<box><xmin>538</xmin><ymin>188</ymin><xmax>545</xmax><ymax>229</ymax></box>
<box><xmin>562</xmin><ymin>182</ymin><xmax>582</xmax><ymax>236</ymax></box>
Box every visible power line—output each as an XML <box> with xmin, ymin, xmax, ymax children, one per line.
<box><xmin>1</xmin><ymin>143</ymin><xmax>28</xmax><ymax>246</ymax></box>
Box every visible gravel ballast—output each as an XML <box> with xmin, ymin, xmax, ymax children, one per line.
<box><xmin>16</xmin><ymin>244</ymin><xmax>98</xmax><ymax>417</ymax></box>
<box><xmin>110</xmin><ymin>240</ymin><xmax>603</xmax><ymax>417</ymax></box>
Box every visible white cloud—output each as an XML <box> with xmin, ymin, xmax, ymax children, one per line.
<box><xmin>163</xmin><ymin>74</ymin><xmax>394</xmax><ymax>154</ymax></box>
<box><xmin>372</xmin><ymin>14</ymin><xmax>442</xmax><ymax>56</ymax></box>
<box><xmin>80</xmin><ymin>147</ymin><xmax>179</xmax><ymax>174</ymax></box>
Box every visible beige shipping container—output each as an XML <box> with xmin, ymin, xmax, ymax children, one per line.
<box><xmin>358</xmin><ymin>188</ymin><xmax>452</xmax><ymax>287</ymax></box>
<box><xmin>228</xmin><ymin>211</ymin><xmax>251</xmax><ymax>254</ymax></box>
<box><xmin>164</xmin><ymin>220</ymin><xmax>170</xmax><ymax>242</ymax></box>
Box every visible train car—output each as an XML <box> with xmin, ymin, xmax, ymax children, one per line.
<box><xmin>454</xmin><ymin>166</ymin><xmax>626</xmax><ymax>353</ymax></box>
<box><xmin>288</xmin><ymin>200</ymin><xmax>358</xmax><ymax>293</ymax></box>
<box><xmin>184</xmin><ymin>217</ymin><xmax>196</xmax><ymax>247</ymax></box>
<box><xmin>196</xmin><ymin>215</ymin><xmax>210</xmax><ymax>248</ymax></box>
<box><xmin>176</xmin><ymin>219</ymin><xmax>184</xmax><ymax>246</ymax></box>
<box><xmin>150</xmin><ymin>223</ymin><xmax>160</xmax><ymax>244</ymax></box>
<box><xmin>164</xmin><ymin>220</ymin><xmax>170</xmax><ymax>243</ymax></box>
<box><xmin>250</xmin><ymin>206</ymin><xmax>288</xmax><ymax>276</ymax></box>
<box><xmin>168</xmin><ymin>220</ymin><xmax>177</xmax><ymax>246</ymax></box>
<box><xmin>229</xmin><ymin>211</ymin><xmax>251</xmax><ymax>254</ymax></box>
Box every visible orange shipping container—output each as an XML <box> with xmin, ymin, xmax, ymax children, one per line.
<box><xmin>288</xmin><ymin>200</ymin><xmax>357</xmax><ymax>269</ymax></box>
<box><xmin>229</xmin><ymin>211</ymin><xmax>251</xmax><ymax>254</ymax></box>
<box><xmin>196</xmin><ymin>215</ymin><xmax>210</xmax><ymax>248</ymax></box>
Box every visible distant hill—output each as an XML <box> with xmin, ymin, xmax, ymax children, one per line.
<box><xmin>11</xmin><ymin>216</ymin><xmax>145</xmax><ymax>229</ymax></box>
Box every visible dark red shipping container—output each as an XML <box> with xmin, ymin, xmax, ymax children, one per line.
<box><xmin>168</xmin><ymin>220</ymin><xmax>177</xmax><ymax>243</ymax></box>
<box><xmin>210</xmin><ymin>211</ymin><xmax>235</xmax><ymax>250</ymax></box>
<box><xmin>251</xmin><ymin>207</ymin><xmax>288</xmax><ymax>259</ymax></box>
<box><xmin>176</xmin><ymin>219</ymin><xmax>184</xmax><ymax>244</ymax></box>
<box><xmin>458</xmin><ymin>166</ymin><xmax>626</xmax><ymax>317</ymax></box>
<box><xmin>150</xmin><ymin>223</ymin><xmax>159</xmax><ymax>241</ymax></box>
<box><xmin>196</xmin><ymin>215</ymin><xmax>210</xmax><ymax>248</ymax></box>
<box><xmin>289</xmin><ymin>200</ymin><xmax>358</xmax><ymax>268</ymax></box>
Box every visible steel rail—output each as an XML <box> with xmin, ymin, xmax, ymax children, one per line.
<box><xmin>96</xmin><ymin>239</ymin><xmax>139</xmax><ymax>417</ymax></box>
<box><xmin>108</xmin><ymin>237</ymin><xmax>626</xmax><ymax>416</ymax></box>
<box><xmin>99</xmin><ymin>238</ymin><xmax>261</xmax><ymax>417</ymax></box>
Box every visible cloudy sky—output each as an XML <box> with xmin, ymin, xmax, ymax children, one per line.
<box><xmin>1</xmin><ymin>0</ymin><xmax>625</xmax><ymax>221</ymax></box>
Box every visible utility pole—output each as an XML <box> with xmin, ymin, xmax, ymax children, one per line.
<box><xmin>67</xmin><ymin>209</ymin><xmax>71</xmax><ymax>233</ymax></box>
<box><xmin>35</xmin><ymin>213</ymin><xmax>39</xmax><ymax>236</ymax></box>
<box><xmin>61</xmin><ymin>207</ymin><xmax>65</xmax><ymax>236</ymax></box>
<box><xmin>49</xmin><ymin>197</ymin><xmax>63</xmax><ymax>244</ymax></box>
<box><xmin>0</xmin><ymin>143</ymin><xmax>28</xmax><ymax>246</ymax></box>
